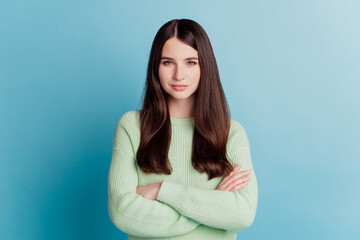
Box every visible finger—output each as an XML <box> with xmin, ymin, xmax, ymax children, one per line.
<box><xmin>221</xmin><ymin>165</ymin><xmax>242</xmax><ymax>184</ymax></box>
<box><xmin>228</xmin><ymin>165</ymin><xmax>242</xmax><ymax>177</ymax></box>
<box><xmin>232</xmin><ymin>176</ymin><xmax>251</xmax><ymax>186</ymax></box>
<box><xmin>223</xmin><ymin>174</ymin><xmax>250</xmax><ymax>191</ymax></box>
<box><xmin>235</xmin><ymin>170</ymin><xmax>251</xmax><ymax>179</ymax></box>
<box><xmin>221</xmin><ymin>170</ymin><xmax>251</xmax><ymax>190</ymax></box>
<box><xmin>229</xmin><ymin>182</ymin><xmax>248</xmax><ymax>192</ymax></box>
<box><xmin>221</xmin><ymin>171</ymin><xmax>250</xmax><ymax>191</ymax></box>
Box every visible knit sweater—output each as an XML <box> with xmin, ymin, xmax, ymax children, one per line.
<box><xmin>107</xmin><ymin>110</ymin><xmax>258</xmax><ymax>240</ymax></box>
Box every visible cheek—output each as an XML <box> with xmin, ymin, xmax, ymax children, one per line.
<box><xmin>158</xmin><ymin>68</ymin><xmax>167</xmax><ymax>87</ymax></box>
<box><xmin>159</xmin><ymin>67</ymin><xmax>171</xmax><ymax>82</ymax></box>
<box><xmin>191</xmin><ymin>67</ymin><xmax>201</xmax><ymax>83</ymax></box>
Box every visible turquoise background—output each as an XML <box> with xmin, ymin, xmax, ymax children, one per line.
<box><xmin>1</xmin><ymin>0</ymin><xmax>359</xmax><ymax>239</ymax></box>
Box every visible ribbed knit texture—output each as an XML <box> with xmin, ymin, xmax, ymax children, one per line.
<box><xmin>108</xmin><ymin>110</ymin><xmax>258</xmax><ymax>240</ymax></box>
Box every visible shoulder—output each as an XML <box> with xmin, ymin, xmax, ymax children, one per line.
<box><xmin>116</xmin><ymin>110</ymin><xmax>140</xmax><ymax>131</ymax></box>
<box><xmin>112</xmin><ymin>110</ymin><xmax>140</xmax><ymax>153</ymax></box>
<box><xmin>229</xmin><ymin>118</ymin><xmax>246</xmax><ymax>133</ymax></box>
<box><xmin>228</xmin><ymin>118</ymin><xmax>250</xmax><ymax>151</ymax></box>
<box><xmin>118</xmin><ymin>110</ymin><xmax>140</xmax><ymax>123</ymax></box>
<box><xmin>229</xmin><ymin>118</ymin><xmax>248</xmax><ymax>138</ymax></box>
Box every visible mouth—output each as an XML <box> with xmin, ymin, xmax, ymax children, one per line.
<box><xmin>171</xmin><ymin>85</ymin><xmax>188</xmax><ymax>91</ymax></box>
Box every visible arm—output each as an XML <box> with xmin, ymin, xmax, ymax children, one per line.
<box><xmin>108</xmin><ymin>119</ymin><xmax>200</xmax><ymax>237</ymax></box>
<box><xmin>156</xmin><ymin>122</ymin><xmax>258</xmax><ymax>233</ymax></box>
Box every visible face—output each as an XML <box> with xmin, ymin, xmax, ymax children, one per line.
<box><xmin>158</xmin><ymin>37</ymin><xmax>201</xmax><ymax>103</ymax></box>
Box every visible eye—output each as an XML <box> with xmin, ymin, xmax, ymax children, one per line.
<box><xmin>187</xmin><ymin>61</ymin><xmax>197</xmax><ymax>66</ymax></box>
<box><xmin>162</xmin><ymin>61</ymin><xmax>172</xmax><ymax>65</ymax></box>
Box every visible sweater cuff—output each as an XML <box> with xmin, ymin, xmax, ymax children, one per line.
<box><xmin>157</xmin><ymin>181</ymin><xmax>183</xmax><ymax>204</ymax></box>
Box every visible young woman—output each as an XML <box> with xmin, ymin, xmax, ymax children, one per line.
<box><xmin>108</xmin><ymin>19</ymin><xmax>258</xmax><ymax>240</ymax></box>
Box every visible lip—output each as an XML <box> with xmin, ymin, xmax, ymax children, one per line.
<box><xmin>171</xmin><ymin>85</ymin><xmax>188</xmax><ymax>91</ymax></box>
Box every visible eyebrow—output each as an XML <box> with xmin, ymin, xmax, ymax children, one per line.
<box><xmin>161</xmin><ymin>56</ymin><xmax>199</xmax><ymax>60</ymax></box>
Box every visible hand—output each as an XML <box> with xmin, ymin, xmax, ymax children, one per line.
<box><xmin>136</xmin><ymin>182</ymin><xmax>162</xmax><ymax>200</ymax></box>
<box><xmin>216</xmin><ymin>165</ymin><xmax>251</xmax><ymax>192</ymax></box>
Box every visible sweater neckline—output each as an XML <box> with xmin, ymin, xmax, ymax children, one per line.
<box><xmin>170</xmin><ymin>116</ymin><xmax>195</xmax><ymax>126</ymax></box>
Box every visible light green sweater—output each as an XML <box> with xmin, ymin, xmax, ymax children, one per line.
<box><xmin>108</xmin><ymin>110</ymin><xmax>258</xmax><ymax>240</ymax></box>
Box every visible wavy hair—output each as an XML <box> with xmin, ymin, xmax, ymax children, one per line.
<box><xmin>137</xmin><ymin>19</ymin><xmax>234</xmax><ymax>180</ymax></box>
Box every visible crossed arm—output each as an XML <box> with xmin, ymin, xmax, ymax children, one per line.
<box><xmin>108</xmin><ymin>131</ymin><xmax>199</xmax><ymax>238</ymax></box>
<box><xmin>108</xmin><ymin>120</ymin><xmax>258</xmax><ymax>237</ymax></box>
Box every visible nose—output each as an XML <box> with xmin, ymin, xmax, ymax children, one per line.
<box><xmin>173</xmin><ymin>64</ymin><xmax>185</xmax><ymax>81</ymax></box>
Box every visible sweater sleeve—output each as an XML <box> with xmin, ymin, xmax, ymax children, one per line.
<box><xmin>156</xmin><ymin>121</ymin><xmax>258</xmax><ymax>233</ymax></box>
<box><xmin>107</xmin><ymin>118</ymin><xmax>200</xmax><ymax>237</ymax></box>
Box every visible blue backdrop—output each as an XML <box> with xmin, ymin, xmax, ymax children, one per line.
<box><xmin>1</xmin><ymin>0</ymin><xmax>359</xmax><ymax>239</ymax></box>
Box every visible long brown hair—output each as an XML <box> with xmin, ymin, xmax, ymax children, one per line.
<box><xmin>137</xmin><ymin>19</ymin><xmax>234</xmax><ymax>180</ymax></box>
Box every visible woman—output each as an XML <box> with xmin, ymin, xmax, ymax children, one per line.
<box><xmin>108</xmin><ymin>19</ymin><xmax>258</xmax><ymax>240</ymax></box>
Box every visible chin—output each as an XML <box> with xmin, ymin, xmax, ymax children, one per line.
<box><xmin>170</xmin><ymin>95</ymin><xmax>190</xmax><ymax>100</ymax></box>
<box><xmin>169</xmin><ymin>92</ymin><xmax>195</xmax><ymax>101</ymax></box>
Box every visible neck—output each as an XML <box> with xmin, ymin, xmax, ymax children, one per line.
<box><xmin>167</xmin><ymin>95</ymin><xmax>195</xmax><ymax>118</ymax></box>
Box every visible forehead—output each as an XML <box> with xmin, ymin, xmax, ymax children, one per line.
<box><xmin>161</xmin><ymin>37</ymin><xmax>198</xmax><ymax>58</ymax></box>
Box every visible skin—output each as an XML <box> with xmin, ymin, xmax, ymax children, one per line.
<box><xmin>136</xmin><ymin>37</ymin><xmax>250</xmax><ymax>200</ymax></box>
<box><xmin>159</xmin><ymin>37</ymin><xmax>201</xmax><ymax>118</ymax></box>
